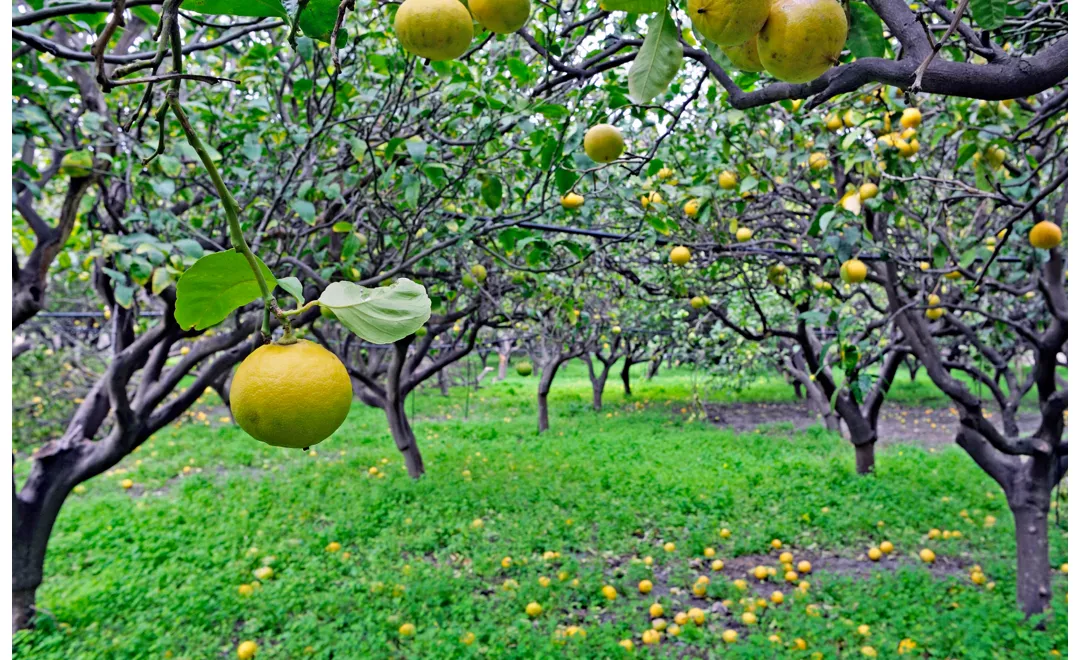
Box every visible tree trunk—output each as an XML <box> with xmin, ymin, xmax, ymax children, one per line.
<box><xmin>646</xmin><ymin>356</ymin><xmax>662</xmax><ymax>380</ymax></box>
<box><xmin>621</xmin><ymin>358</ymin><xmax>632</xmax><ymax>396</ymax></box>
<box><xmin>12</xmin><ymin>588</ymin><xmax>35</xmax><ymax>633</ymax></box>
<box><xmin>1007</xmin><ymin>459</ymin><xmax>1054</xmax><ymax>616</ymax></box>
<box><xmin>497</xmin><ymin>352</ymin><xmax>508</xmax><ymax>381</ymax></box>
<box><xmin>438</xmin><ymin>366</ymin><xmax>450</xmax><ymax>396</ymax></box>
<box><xmin>792</xmin><ymin>380</ymin><xmax>803</xmax><ymax>400</ymax></box>
<box><xmin>384</xmin><ymin>397</ymin><xmax>424</xmax><ymax>478</ymax></box>
<box><xmin>537</xmin><ymin>361</ymin><xmax>559</xmax><ymax>433</ymax></box>
<box><xmin>854</xmin><ymin>442</ymin><xmax>875</xmax><ymax>475</ymax></box>
<box><xmin>592</xmin><ymin>364</ymin><xmax>611</xmax><ymax>412</ymax></box>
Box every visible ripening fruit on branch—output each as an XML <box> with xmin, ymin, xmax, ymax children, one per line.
<box><xmin>757</xmin><ymin>0</ymin><xmax>848</xmax><ymax>83</ymax></box>
<box><xmin>1029</xmin><ymin>221</ymin><xmax>1062</xmax><ymax>249</ymax></box>
<box><xmin>859</xmin><ymin>182</ymin><xmax>879</xmax><ymax>200</ymax></box>
<box><xmin>468</xmin><ymin>0</ymin><xmax>531</xmax><ymax>34</ymax></box>
<box><xmin>394</xmin><ymin>0</ymin><xmax>474</xmax><ymax>61</ymax></box>
<box><xmin>471</xmin><ymin>264</ymin><xmax>487</xmax><ymax>282</ymax></box>
<box><xmin>683</xmin><ymin>199</ymin><xmax>700</xmax><ymax>218</ymax></box>
<box><xmin>900</xmin><ymin>108</ymin><xmax>922</xmax><ymax>129</ymax></box>
<box><xmin>722</xmin><ymin>35</ymin><xmax>764</xmax><ymax>72</ymax></box>
<box><xmin>583</xmin><ymin>124</ymin><xmax>625</xmax><ymax>163</ymax></box>
<box><xmin>641</xmin><ymin>191</ymin><xmax>663</xmax><ymax>209</ymax></box>
<box><xmin>560</xmin><ymin>192</ymin><xmax>585</xmax><ymax>210</ymax></box>
<box><xmin>736</xmin><ymin>227</ymin><xmax>753</xmax><ymax>243</ymax></box>
<box><xmin>984</xmin><ymin>145</ymin><xmax>1007</xmax><ymax>168</ymax></box>
<box><xmin>516</xmin><ymin>362</ymin><xmax>533</xmax><ymax>377</ymax></box>
<box><xmin>669</xmin><ymin>246</ymin><xmax>692</xmax><ymax>266</ymax></box>
<box><xmin>825</xmin><ymin>113</ymin><xmax>843</xmax><ymax>131</ymax></box>
<box><xmin>840</xmin><ymin>259</ymin><xmax>868</xmax><ymax>284</ymax></box>
<box><xmin>230</xmin><ymin>340</ymin><xmax>353</xmax><ymax>449</ymax></box>
<box><xmin>808</xmin><ymin>152</ymin><xmax>829</xmax><ymax>171</ymax></box>
<box><xmin>719</xmin><ymin>170</ymin><xmax>738</xmax><ymax>190</ymax></box>
<box><xmin>688</xmin><ymin>0</ymin><xmax>770</xmax><ymax>46</ymax></box>
<box><xmin>691</xmin><ymin>296</ymin><xmax>707</xmax><ymax>309</ymax></box>
<box><xmin>60</xmin><ymin>150</ymin><xmax>93</xmax><ymax>177</ymax></box>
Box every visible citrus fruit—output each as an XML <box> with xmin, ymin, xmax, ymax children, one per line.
<box><xmin>919</xmin><ymin>548</ymin><xmax>936</xmax><ymax>563</ymax></box>
<box><xmin>583</xmin><ymin>124</ymin><xmax>625</xmax><ymax>163</ymax></box>
<box><xmin>867</xmin><ymin>547</ymin><xmax>882</xmax><ymax>561</ymax></box>
<box><xmin>526</xmin><ymin>601</ymin><xmax>543</xmax><ymax>617</ymax></box>
<box><xmin>736</xmin><ymin>227</ymin><xmax>753</xmax><ymax>242</ymax></box>
<box><xmin>688</xmin><ymin>0</ymin><xmax>769</xmax><ymax>46</ymax></box>
<box><xmin>399</xmin><ymin>622</ymin><xmax>416</xmax><ymax>636</ymax></box>
<box><xmin>669</xmin><ymin>246</ymin><xmax>691</xmax><ymax>266</ymax></box>
<box><xmin>722</xmin><ymin>35</ymin><xmax>764</xmax><ymax>72</ymax></box>
<box><xmin>840</xmin><ymin>259</ymin><xmax>868</xmax><ymax>284</ymax></box>
<box><xmin>1029</xmin><ymin>220</ymin><xmax>1062</xmax><ymax>249</ymax></box>
<box><xmin>516</xmin><ymin>361</ymin><xmax>533</xmax><ymax>376</ymax></box>
<box><xmin>825</xmin><ymin>113</ymin><xmax>843</xmax><ymax>131</ymax></box>
<box><xmin>684</xmin><ymin>199</ymin><xmax>700</xmax><ymax>217</ymax></box>
<box><xmin>561</xmin><ymin>192</ymin><xmax>585</xmax><ymax>209</ymax></box>
<box><xmin>642</xmin><ymin>629</ymin><xmax>660</xmax><ymax>644</ymax></box>
<box><xmin>230</xmin><ymin>339</ymin><xmax>352</xmax><ymax>449</ymax></box>
<box><xmin>237</xmin><ymin>641</ymin><xmax>258</xmax><ymax>659</ymax></box>
<box><xmin>690</xmin><ymin>296</ymin><xmax>707</xmax><ymax>309</ymax></box>
<box><xmin>60</xmin><ymin>150</ymin><xmax>93</xmax><ymax>177</ymax></box>
<box><xmin>808</xmin><ymin>151</ymin><xmax>829</xmax><ymax>170</ymax></box>
<box><xmin>757</xmin><ymin>0</ymin><xmax>848</xmax><ymax>83</ymax></box>
<box><xmin>394</xmin><ymin>0</ymin><xmax>474</xmax><ymax>61</ymax></box>
<box><xmin>719</xmin><ymin>170</ymin><xmax>738</xmax><ymax>189</ymax></box>
<box><xmin>469</xmin><ymin>0</ymin><xmax>530</xmax><ymax>34</ymax></box>
<box><xmin>859</xmin><ymin>182</ymin><xmax>879</xmax><ymax>200</ymax></box>
<box><xmin>722</xmin><ymin>629</ymin><xmax>738</xmax><ymax>643</ymax></box>
<box><xmin>900</xmin><ymin>108</ymin><xmax>922</xmax><ymax>129</ymax></box>
<box><xmin>641</xmin><ymin>191</ymin><xmax>663</xmax><ymax>208</ymax></box>
<box><xmin>638</xmin><ymin>579</ymin><xmax>653</xmax><ymax>594</ymax></box>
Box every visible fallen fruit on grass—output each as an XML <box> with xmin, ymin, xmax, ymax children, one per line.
<box><xmin>879</xmin><ymin>541</ymin><xmax>894</xmax><ymax>554</ymax></box>
<box><xmin>779</xmin><ymin>551</ymin><xmax>793</xmax><ymax>564</ymax></box>
<box><xmin>770</xmin><ymin>591</ymin><xmax>784</xmax><ymax>604</ymax></box>
<box><xmin>525</xmin><ymin>602</ymin><xmax>543</xmax><ymax>617</ymax></box>
<box><xmin>237</xmin><ymin>641</ymin><xmax>258</xmax><ymax>659</ymax></box>
<box><xmin>919</xmin><ymin>548</ymin><xmax>936</xmax><ymax>563</ymax></box>
<box><xmin>711</xmin><ymin>559</ymin><xmax>725</xmax><ymax>571</ymax></box>
<box><xmin>639</xmin><ymin>580</ymin><xmax>653</xmax><ymax>594</ymax></box>
<box><xmin>688</xmin><ymin>607</ymin><xmax>705</xmax><ymax>625</ymax></box>
<box><xmin>399</xmin><ymin>623</ymin><xmax>416</xmax><ymax>637</ymax></box>
<box><xmin>868</xmin><ymin>547</ymin><xmax>882</xmax><ymax>561</ymax></box>
<box><xmin>602</xmin><ymin>585</ymin><xmax>618</xmax><ymax>600</ymax></box>
<box><xmin>797</xmin><ymin>560</ymin><xmax>812</xmax><ymax>573</ymax></box>
<box><xmin>722</xmin><ymin>629</ymin><xmax>738</xmax><ymax>643</ymax></box>
<box><xmin>231</xmin><ymin>340</ymin><xmax>352</xmax><ymax>449</ymax></box>
<box><xmin>253</xmin><ymin>566</ymin><xmax>273</xmax><ymax>581</ymax></box>
<box><xmin>649</xmin><ymin>603</ymin><xmax>664</xmax><ymax>618</ymax></box>
<box><xmin>642</xmin><ymin>629</ymin><xmax>660</xmax><ymax>644</ymax></box>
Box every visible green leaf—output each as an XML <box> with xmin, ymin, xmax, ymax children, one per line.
<box><xmin>174</xmin><ymin>249</ymin><xmax>276</xmax><ymax>330</ymax></box>
<box><xmin>600</xmin><ymin>0</ymin><xmax>665</xmax><ymax>12</ymax></box>
<box><xmin>130</xmin><ymin>5</ymin><xmax>160</xmax><ymax>25</ymax></box>
<box><xmin>277</xmin><ymin>276</ymin><xmax>305</xmax><ymax>304</ymax></box>
<box><xmin>555</xmin><ymin>167</ymin><xmax>579</xmax><ymax>194</ymax></box>
<box><xmin>481</xmin><ymin>175</ymin><xmax>503</xmax><ymax>211</ymax></box>
<box><xmin>332</xmin><ymin>221</ymin><xmax>353</xmax><ymax>233</ymax></box>
<box><xmin>292</xmin><ymin>199</ymin><xmax>317</xmax><ymax>224</ymax></box>
<box><xmin>628</xmin><ymin>10</ymin><xmax>682</xmax><ymax>104</ymax></box>
<box><xmin>183</xmin><ymin>0</ymin><xmax>287</xmax><ymax>21</ymax></box>
<box><xmin>970</xmin><ymin>0</ymin><xmax>1006</xmax><ymax>29</ymax></box>
<box><xmin>846</xmin><ymin>4</ymin><xmax>886</xmax><ymax>59</ymax></box>
<box><xmin>317</xmin><ymin>279</ymin><xmax>432</xmax><ymax>344</ymax></box>
<box><xmin>151</xmin><ymin>267</ymin><xmax>173</xmax><ymax>295</ymax></box>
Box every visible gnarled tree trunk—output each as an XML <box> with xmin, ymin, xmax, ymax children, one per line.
<box><xmin>620</xmin><ymin>358</ymin><xmax>632</xmax><ymax>396</ymax></box>
<box><xmin>537</xmin><ymin>360</ymin><xmax>560</xmax><ymax>433</ymax></box>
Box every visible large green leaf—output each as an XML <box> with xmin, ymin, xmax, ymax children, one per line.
<box><xmin>480</xmin><ymin>175</ymin><xmax>503</xmax><ymax>211</ymax></box>
<box><xmin>600</xmin><ymin>0</ymin><xmax>665</xmax><ymax>12</ymax></box>
<box><xmin>970</xmin><ymin>0</ymin><xmax>1006</xmax><ymax>30</ymax></box>
<box><xmin>628</xmin><ymin>10</ymin><xmax>682</xmax><ymax>104</ymax></box>
<box><xmin>174</xmin><ymin>249</ymin><xmax>276</xmax><ymax>330</ymax></box>
<box><xmin>183</xmin><ymin>0</ymin><xmax>342</xmax><ymax>42</ymax></box>
<box><xmin>847</xmin><ymin>4</ymin><xmax>886</xmax><ymax>59</ymax></box>
<box><xmin>318</xmin><ymin>279</ymin><xmax>432</xmax><ymax>344</ymax></box>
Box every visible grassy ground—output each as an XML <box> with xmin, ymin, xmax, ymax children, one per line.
<box><xmin>13</xmin><ymin>365</ymin><xmax>1067</xmax><ymax>658</ymax></box>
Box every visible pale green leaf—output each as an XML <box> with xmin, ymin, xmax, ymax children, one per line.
<box><xmin>276</xmin><ymin>276</ymin><xmax>305</xmax><ymax>304</ymax></box>
<box><xmin>628</xmin><ymin>10</ymin><xmax>682</xmax><ymax>104</ymax></box>
<box><xmin>318</xmin><ymin>279</ymin><xmax>432</xmax><ymax>344</ymax></box>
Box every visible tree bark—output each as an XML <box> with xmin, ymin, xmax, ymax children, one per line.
<box><xmin>854</xmin><ymin>442</ymin><xmax>875</xmax><ymax>475</ymax></box>
<box><xmin>438</xmin><ymin>367</ymin><xmax>450</xmax><ymax>396</ymax></box>
<box><xmin>537</xmin><ymin>361</ymin><xmax>559</xmax><ymax>433</ymax></box>
<box><xmin>646</xmin><ymin>356</ymin><xmax>662</xmax><ymax>380</ymax></box>
<box><xmin>496</xmin><ymin>339</ymin><xmax>512</xmax><ymax>381</ymax></box>
<box><xmin>620</xmin><ymin>358</ymin><xmax>632</xmax><ymax>396</ymax></box>
<box><xmin>384</xmin><ymin>396</ymin><xmax>423</xmax><ymax>478</ymax></box>
<box><xmin>1012</xmin><ymin>499</ymin><xmax>1052</xmax><ymax>616</ymax></box>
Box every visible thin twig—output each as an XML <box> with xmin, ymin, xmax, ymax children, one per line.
<box><xmin>911</xmin><ymin>0</ymin><xmax>969</xmax><ymax>94</ymax></box>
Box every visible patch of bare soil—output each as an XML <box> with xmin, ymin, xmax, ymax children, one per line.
<box><xmin>701</xmin><ymin>401</ymin><xmax>1042</xmax><ymax>449</ymax></box>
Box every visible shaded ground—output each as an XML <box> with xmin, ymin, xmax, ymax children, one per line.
<box><xmin>701</xmin><ymin>401</ymin><xmax>1042</xmax><ymax>449</ymax></box>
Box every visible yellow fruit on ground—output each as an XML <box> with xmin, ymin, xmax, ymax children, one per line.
<box><xmin>684</xmin><ymin>199</ymin><xmax>700</xmax><ymax>217</ymax></box>
<box><xmin>649</xmin><ymin>603</ymin><xmax>664</xmax><ymax>618</ymax></box>
<box><xmin>560</xmin><ymin>192</ymin><xmax>585</xmax><ymax>209</ymax></box>
<box><xmin>861</xmin><ymin>646</ymin><xmax>878</xmax><ymax>657</ymax></box>
<box><xmin>641</xmin><ymin>629</ymin><xmax>660</xmax><ymax>645</ymax></box>
<box><xmin>753</xmin><ymin>565</ymin><xmax>769</xmax><ymax>580</ymax></box>
<box><xmin>859</xmin><ymin>182</ymin><xmax>879</xmax><ymax>200</ymax></box>
<box><xmin>741</xmin><ymin>612</ymin><xmax>758</xmax><ymax>625</ymax></box>
<box><xmin>711</xmin><ymin>559</ymin><xmax>725</xmax><ymax>571</ymax></box>
<box><xmin>720</xmin><ymin>528</ymin><xmax>732</xmax><ymax>538</ymax></box>
<box><xmin>237</xmin><ymin>584</ymin><xmax>255</xmax><ymax>597</ymax></box>
<box><xmin>602</xmin><ymin>585</ymin><xmax>618</xmax><ymax>600</ymax></box>
<box><xmin>719</xmin><ymin>170</ymin><xmax>738</xmax><ymax>190</ymax></box>
<box><xmin>757</xmin><ymin>0</ymin><xmax>848</xmax><ymax>83</ymax></box>
<box><xmin>971</xmin><ymin>570</ymin><xmax>987</xmax><ymax>585</ymax></box>
<box><xmin>618</xmin><ymin>638</ymin><xmax>635</xmax><ymax>651</ymax></box>
<box><xmin>687</xmin><ymin>0</ymin><xmax>770</xmax><ymax>46</ymax></box>
<box><xmin>394</xmin><ymin>0</ymin><xmax>474</xmax><ymax>61</ymax></box>
<box><xmin>230</xmin><ymin>339</ymin><xmax>352</xmax><ymax>449</ymax></box>
<box><xmin>867</xmin><ymin>547</ymin><xmax>882</xmax><ymax>561</ymax></box>
<box><xmin>840</xmin><ymin>259</ymin><xmax>868</xmax><ymax>284</ymax></box>
<box><xmin>641</xmin><ymin>191</ymin><xmax>663</xmax><ymax>208</ymax></box>
<box><xmin>120</xmin><ymin>479</ymin><xmax>134</xmax><ymax>489</ymax></box>
<box><xmin>525</xmin><ymin>601</ymin><xmax>543</xmax><ymax>617</ymax></box>
<box><xmin>722</xmin><ymin>629</ymin><xmax>738</xmax><ymax>643</ymax></box>
<box><xmin>468</xmin><ymin>0</ymin><xmax>530</xmax><ymax>34</ymax></box>
<box><xmin>826</xmin><ymin>113</ymin><xmax>843</xmax><ymax>131</ymax></box>
<box><xmin>688</xmin><ymin>607</ymin><xmax>705</xmax><ymax>625</ymax></box>
<box><xmin>673</xmin><ymin>612</ymin><xmax>689</xmax><ymax>626</ymax></box>
<box><xmin>583</xmin><ymin>124</ymin><xmax>625</xmax><ymax>163</ymax></box>
<box><xmin>735</xmin><ymin>227</ymin><xmax>753</xmax><ymax>243</ymax></box>
<box><xmin>326</xmin><ymin>541</ymin><xmax>342</xmax><ymax>553</ymax></box>
<box><xmin>461</xmin><ymin>631</ymin><xmax>476</xmax><ymax>645</ymax></box>
<box><xmin>784</xmin><ymin>570</ymin><xmax>799</xmax><ymax>582</ymax></box>
<box><xmin>1061</xmin><ymin>563</ymin><xmax>1069</xmax><ymax>574</ymax></box>
<box><xmin>919</xmin><ymin>548</ymin><xmax>936</xmax><ymax>563</ymax></box>
<box><xmin>704</xmin><ymin>547</ymin><xmax>716</xmax><ymax>558</ymax></box>
<box><xmin>722</xmin><ymin>35</ymin><xmax>764</xmax><ymax>72</ymax></box>
<box><xmin>1029</xmin><ymin>221</ymin><xmax>1062</xmax><ymax>249</ymax></box>
<box><xmin>639</xmin><ymin>580</ymin><xmax>653</xmax><ymax>594</ymax></box>
<box><xmin>669</xmin><ymin>247</ymin><xmax>691</xmax><ymax>266</ymax></box>
<box><xmin>399</xmin><ymin>623</ymin><xmax>416</xmax><ymax>636</ymax></box>
<box><xmin>898</xmin><ymin>638</ymin><xmax>917</xmax><ymax>654</ymax></box>
<box><xmin>808</xmin><ymin>152</ymin><xmax>829</xmax><ymax>170</ymax></box>
<box><xmin>879</xmin><ymin>541</ymin><xmax>894</xmax><ymax>554</ymax></box>
<box><xmin>253</xmin><ymin>566</ymin><xmax>273</xmax><ymax>581</ymax></box>
<box><xmin>651</xmin><ymin>618</ymin><xmax>667</xmax><ymax>631</ymax></box>
<box><xmin>797</xmin><ymin>560</ymin><xmax>812</xmax><ymax>573</ymax></box>
<box><xmin>900</xmin><ymin>107</ymin><xmax>922</xmax><ymax>129</ymax></box>
<box><xmin>237</xmin><ymin>641</ymin><xmax>258</xmax><ymax>659</ymax></box>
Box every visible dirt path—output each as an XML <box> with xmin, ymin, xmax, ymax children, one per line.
<box><xmin>701</xmin><ymin>401</ymin><xmax>1042</xmax><ymax>449</ymax></box>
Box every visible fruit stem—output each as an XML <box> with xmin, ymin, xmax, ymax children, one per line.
<box><xmin>281</xmin><ymin>300</ymin><xmax>319</xmax><ymax>317</ymax></box>
<box><xmin>167</xmin><ymin>93</ymin><xmax>286</xmax><ymax>339</ymax></box>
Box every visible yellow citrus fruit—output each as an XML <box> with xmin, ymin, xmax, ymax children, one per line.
<box><xmin>469</xmin><ymin>0</ymin><xmax>530</xmax><ymax>34</ymax></box>
<box><xmin>669</xmin><ymin>246</ymin><xmax>691</xmax><ymax>266</ymax></box>
<box><xmin>691</xmin><ymin>296</ymin><xmax>707</xmax><ymax>309</ymax></box>
<box><xmin>642</xmin><ymin>629</ymin><xmax>660</xmax><ymax>644</ymax></box>
<box><xmin>688</xmin><ymin>0</ymin><xmax>769</xmax><ymax>46</ymax></box>
<box><xmin>237</xmin><ymin>641</ymin><xmax>258</xmax><ymax>659</ymax></box>
<box><xmin>230</xmin><ymin>339</ymin><xmax>352</xmax><ymax>449</ymax></box>
<box><xmin>859</xmin><ymin>182</ymin><xmax>879</xmax><ymax>200</ymax></box>
<box><xmin>722</xmin><ymin>629</ymin><xmax>738</xmax><ymax>643</ymax></box>
<box><xmin>808</xmin><ymin>152</ymin><xmax>829</xmax><ymax>170</ymax></box>
<box><xmin>736</xmin><ymin>227</ymin><xmax>753</xmax><ymax>243</ymax></box>
<box><xmin>649</xmin><ymin>603</ymin><xmax>664</xmax><ymax>618</ymax></box>
<box><xmin>618</xmin><ymin>638</ymin><xmax>634</xmax><ymax>651</ymax></box>
<box><xmin>639</xmin><ymin>579</ymin><xmax>653</xmax><ymax>594</ymax></box>
<box><xmin>825</xmin><ymin>113</ymin><xmax>843</xmax><ymax>131</ymax></box>
<box><xmin>399</xmin><ymin>623</ymin><xmax>416</xmax><ymax>636</ymax></box>
<box><xmin>394</xmin><ymin>0</ymin><xmax>474</xmax><ymax>61</ymax></box>
<box><xmin>927</xmin><ymin>294</ymin><xmax>940</xmax><ymax>307</ymax></box>
<box><xmin>722</xmin><ymin>35</ymin><xmax>764</xmax><ymax>72</ymax></box>
<box><xmin>757</xmin><ymin>0</ymin><xmax>848</xmax><ymax>83</ymax></box>
<box><xmin>684</xmin><ymin>199</ymin><xmax>700</xmax><ymax>217</ymax></box>
<box><xmin>880</xmin><ymin>541</ymin><xmax>894</xmax><ymax>554</ymax></box>
<box><xmin>641</xmin><ymin>191</ymin><xmax>663</xmax><ymax>208</ymax></box>
<box><xmin>843</xmin><ymin>109</ymin><xmax>856</xmax><ymax>127</ymax></box>
<box><xmin>560</xmin><ymin>192</ymin><xmax>584</xmax><ymax>209</ymax></box>
<box><xmin>770</xmin><ymin>591</ymin><xmax>784</xmax><ymax>604</ymax></box>
<box><xmin>797</xmin><ymin>560</ymin><xmax>812</xmax><ymax>573</ymax></box>
<box><xmin>719</xmin><ymin>170</ymin><xmax>738</xmax><ymax>189</ymax></box>
<box><xmin>461</xmin><ymin>632</ymin><xmax>476</xmax><ymax>645</ymax></box>
<box><xmin>944</xmin><ymin>270</ymin><xmax>962</xmax><ymax>280</ymax></box>
<box><xmin>919</xmin><ymin>548</ymin><xmax>936</xmax><ymax>563</ymax></box>
<box><xmin>120</xmin><ymin>479</ymin><xmax>134</xmax><ymax>489</ymax></box>
<box><xmin>237</xmin><ymin>584</ymin><xmax>255</xmax><ymax>597</ymax></box>
<box><xmin>525</xmin><ymin>601</ymin><xmax>543</xmax><ymax>617</ymax></box>
<box><xmin>583</xmin><ymin>124</ymin><xmax>625</xmax><ymax>163</ymax></box>
<box><xmin>900</xmin><ymin>108</ymin><xmax>922</xmax><ymax>129</ymax></box>
<box><xmin>1029</xmin><ymin>220</ymin><xmax>1062</xmax><ymax>249</ymax></box>
<box><xmin>840</xmin><ymin>259</ymin><xmax>868</xmax><ymax>284</ymax></box>
<box><xmin>926</xmin><ymin>306</ymin><xmax>945</xmax><ymax>320</ymax></box>
<box><xmin>471</xmin><ymin>264</ymin><xmax>487</xmax><ymax>282</ymax></box>
<box><xmin>867</xmin><ymin>547</ymin><xmax>882</xmax><ymax>561</ymax></box>
<box><xmin>602</xmin><ymin>585</ymin><xmax>618</xmax><ymax>600</ymax></box>
<box><xmin>985</xmin><ymin>145</ymin><xmax>1007</xmax><ymax>168</ymax></box>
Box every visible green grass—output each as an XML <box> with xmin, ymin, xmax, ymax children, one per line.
<box><xmin>13</xmin><ymin>366</ymin><xmax>1067</xmax><ymax>658</ymax></box>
